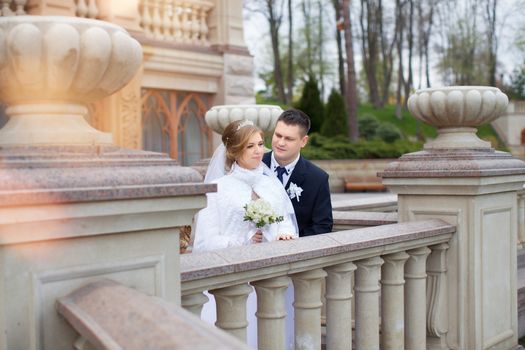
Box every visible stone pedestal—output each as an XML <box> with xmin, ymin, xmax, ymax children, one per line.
<box><xmin>0</xmin><ymin>15</ymin><xmax>214</xmax><ymax>349</ymax></box>
<box><xmin>382</xmin><ymin>86</ymin><xmax>525</xmax><ymax>349</ymax></box>
<box><xmin>0</xmin><ymin>146</ymin><xmax>213</xmax><ymax>350</ymax></box>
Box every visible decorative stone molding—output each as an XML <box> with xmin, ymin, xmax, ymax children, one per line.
<box><xmin>226</xmin><ymin>76</ymin><xmax>256</xmax><ymax>97</ymax></box>
<box><xmin>205</xmin><ymin>104</ymin><xmax>283</xmax><ymax>135</ymax></box>
<box><xmin>407</xmin><ymin>86</ymin><xmax>508</xmax><ymax>149</ymax></box>
<box><xmin>225</xmin><ymin>55</ymin><xmax>253</xmax><ymax>75</ymax></box>
<box><xmin>0</xmin><ymin>16</ymin><xmax>142</xmax><ymax>145</ymax></box>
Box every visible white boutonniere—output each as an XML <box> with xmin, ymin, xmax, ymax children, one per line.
<box><xmin>287</xmin><ymin>182</ymin><xmax>303</xmax><ymax>202</ymax></box>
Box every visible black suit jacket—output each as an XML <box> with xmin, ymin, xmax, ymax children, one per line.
<box><xmin>263</xmin><ymin>152</ymin><xmax>333</xmax><ymax>236</ymax></box>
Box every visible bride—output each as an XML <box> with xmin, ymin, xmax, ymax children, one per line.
<box><xmin>193</xmin><ymin>119</ymin><xmax>298</xmax><ymax>250</ymax></box>
<box><xmin>193</xmin><ymin>119</ymin><xmax>298</xmax><ymax>349</ymax></box>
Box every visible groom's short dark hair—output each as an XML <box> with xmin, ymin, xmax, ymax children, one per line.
<box><xmin>277</xmin><ymin>109</ymin><xmax>311</xmax><ymax>136</ymax></box>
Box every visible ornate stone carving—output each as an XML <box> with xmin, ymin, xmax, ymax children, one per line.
<box><xmin>205</xmin><ymin>104</ymin><xmax>283</xmax><ymax>135</ymax></box>
<box><xmin>407</xmin><ymin>86</ymin><xmax>508</xmax><ymax>149</ymax></box>
<box><xmin>226</xmin><ymin>76</ymin><xmax>255</xmax><ymax>97</ymax></box>
<box><xmin>120</xmin><ymin>86</ymin><xmax>141</xmax><ymax>149</ymax></box>
<box><xmin>0</xmin><ymin>16</ymin><xmax>142</xmax><ymax>145</ymax></box>
<box><xmin>225</xmin><ymin>55</ymin><xmax>254</xmax><ymax>75</ymax></box>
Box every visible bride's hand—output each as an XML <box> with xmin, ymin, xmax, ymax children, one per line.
<box><xmin>277</xmin><ymin>234</ymin><xmax>295</xmax><ymax>241</ymax></box>
<box><xmin>251</xmin><ymin>230</ymin><xmax>263</xmax><ymax>243</ymax></box>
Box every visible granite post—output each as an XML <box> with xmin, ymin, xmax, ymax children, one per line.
<box><xmin>381</xmin><ymin>86</ymin><xmax>525</xmax><ymax>349</ymax></box>
<box><xmin>0</xmin><ymin>16</ymin><xmax>212</xmax><ymax>349</ymax></box>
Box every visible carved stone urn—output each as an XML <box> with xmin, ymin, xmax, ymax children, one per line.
<box><xmin>0</xmin><ymin>16</ymin><xmax>142</xmax><ymax>145</ymax></box>
<box><xmin>407</xmin><ymin>86</ymin><xmax>508</xmax><ymax>149</ymax></box>
<box><xmin>204</xmin><ymin>104</ymin><xmax>283</xmax><ymax>135</ymax></box>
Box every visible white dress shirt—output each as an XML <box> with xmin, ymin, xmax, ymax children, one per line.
<box><xmin>270</xmin><ymin>153</ymin><xmax>300</xmax><ymax>187</ymax></box>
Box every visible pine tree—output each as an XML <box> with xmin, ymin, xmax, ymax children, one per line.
<box><xmin>321</xmin><ymin>89</ymin><xmax>347</xmax><ymax>137</ymax></box>
<box><xmin>296</xmin><ymin>76</ymin><xmax>324</xmax><ymax>133</ymax></box>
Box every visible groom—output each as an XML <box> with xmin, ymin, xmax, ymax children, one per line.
<box><xmin>263</xmin><ymin>109</ymin><xmax>333</xmax><ymax>236</ymax></box>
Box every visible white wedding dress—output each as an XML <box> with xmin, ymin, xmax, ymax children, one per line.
<box><xmin>193</xmin><ymin>162</ymin><xmax>298</xmax><ymax>349</ymax></box>
<box><xmin>193</xmin><ymin>163</ymin><xmax>297</xmax><ymax>251</ymax></box>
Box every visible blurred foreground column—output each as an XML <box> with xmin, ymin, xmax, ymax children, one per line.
<box><xmin>0</xmin><ymin>16</ymin><xmax>212</xmax><ymax>349</ymax></box>
<box><xmin>381</xmin><ymin>86</ymin><xmax>525</xmax><ymax>349</ymax></box>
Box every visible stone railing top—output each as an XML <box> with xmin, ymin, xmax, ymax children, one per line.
<box><xmin>181</xmin><ymin>219</ymin><xmax>454</xmax><ymax>288</ymax></box>
<box><xmin>56</xmin><ymin>279</ymin><xmax>250</xmax><ymax>350</ymax></box>
<box><xmin>380</xmin><ymin>149</ymin><xmax>525</xmax><ymax>178</ymax></box>
<box><xmin>0</xmin><ymin>146</ymin><xmax>214</xmax><ymax>206</ymax></box>
<box><xmin>331</xmin><ymin>193</ymin><xmax>398</xmax><ymax>211</ymax></box>
<box><xmin>333</xmin><ymin>210</ymin><xmax>398</xmax><ymax>227</ymax></box>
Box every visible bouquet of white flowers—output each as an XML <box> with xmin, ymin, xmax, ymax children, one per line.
<box><xmin>243</xmin><ymin>198</ymin><xmax>284</xmax><ymax>229</ymax></box>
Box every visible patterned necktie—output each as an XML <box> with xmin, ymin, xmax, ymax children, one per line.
<box><xmin>275</xmin><ymin>166</ymin><xmax>288</xmax><ymax>184</ymax></box>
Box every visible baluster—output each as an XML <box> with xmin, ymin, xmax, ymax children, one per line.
<box><xmin>292</xmin><ymin>269</ymin><xmax>327</xmax><ymax>350</ymax></box>
<box><xmin>381</xmin><ymin>251</ymin><xmax>409</xmax><ymax>350</ymax></box>
<box><xmin>1</xmin><ymin>0</ymin><xmax>14</xmax><ymax>16</ymax></box>
<box><xmin>172</xmin><ymin>0</ymin><xmax>182</xmax><ymax>41</ymax></box>
<box><xmin>519</xmin><ymin>193</ymin><xmax>525</xmax><ymax>246</ymax></box>
<box><xmin>181</xmin><ymin>2</ymin><xmax>191</xmax><ymax>43</ymax></box>
<box><xmin>161</xmin><ymin>0</ymin><xmax>173</xmax><ymax>39</ymax></box>
<box><xmin>151</xmin><ymin>0</ymin><xmax>163</xmax><ymax>39</ymax></box>
<box><xmin>199</xmin><ymin>5</ymin><xmax>209</xmax><ymax>45</ymax></box>
<box><xmin>325</xmin><ymin>262</ymin><xmax>356</xmax><ymax>350</ymax></box>
<box><xmin>190</xmin><ymin>4</ymin><xmax>200</xmax><ymax>44</ymax></box>
<box><xmin>76</xmin><ymin>0</ymin><xmax>88</xmax><ymax>17</ymax></box>
<box><xmin>87</xmin><ymin>0</ymin><xmax>98</xmax><ymax>18</ymax></box>
<box><xmin>355</xmin><ymin>256</ymin><xmax>383</xmax><ymax>350</ymax></box>
<box><xmin>405</xmin><ymin>246</ymin><xmax>431</xmax><ymax>350</ymax></box>
<box><xmin>210</xmin><ymin>283</ymin><xmax>253</xmax><ymax>342</ymax></box>
<box><xmin>14</xmin><ymin>0</ymin><xmax>26</xmax><ymax>15</ymax></box>
<box><xmin>426</xmin><ymin>243</ymin><xmax>450</xmax><ymax>348</ymax></box>
<box><xmin>140</xmin><ymin>0</ymin><xmax>153</xmax><ymax>36</ymax></box>
<box><xmin>252</xmin><ymin>276</ymin><xmax>289</xmax><ymax>350</ymax></box>
<box><xmin>181</xmin><ymin>291</ymin><xmax>209</xmax><ymax>317</ymax></box>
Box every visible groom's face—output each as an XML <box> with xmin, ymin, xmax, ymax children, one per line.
<box><xmin>272</xmin><ymin>121</ymin><xmax>308</xmax><ymax>165</ymax></box>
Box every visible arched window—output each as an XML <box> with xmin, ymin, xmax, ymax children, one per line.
<box><xmin>141</xmin><ymin>89</ymin><xmax>212</xmax><ymax>165</ymax></box>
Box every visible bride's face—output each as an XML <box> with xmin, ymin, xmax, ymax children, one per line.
<box><xmin>237</xmin><ymin>132</ymin><xmax>264</xmax><ymax>170</ymax></box>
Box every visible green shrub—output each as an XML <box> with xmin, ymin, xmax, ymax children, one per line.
<box><xmin>321</xmin><ymin>89</ymin><xmax>347</xmax><ymax>137</ymax></box>
<box><xmin>358</xmin><ymin>114</ymin><xmax>380</xmax><ymax>140</ymax></box>
<box><xmin>303</xmin><ymin>133</ymin><xmax>423</xmax><ymax>160</ymax></box>
<box><xmin>296</xmin><ymin>76</ymin><xmax>324</xmax><ymax>133</ymax></box>
<box><xmin>376</xmin><ymin>122</ymin><xmax>402</xmax><ymax>143</ymax></box>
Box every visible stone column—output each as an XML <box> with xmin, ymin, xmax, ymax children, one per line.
<box><xmin>354</xmin><ymin>256</ymin><xmax>383</xmax><ymax>350</ymax></box>
<box><xmin>181</xmin><ymin>292</ymin><xmax>209</xmax><ymax>317</ymax></box>
<box><xmin>404</xmin><ymin>247</ymin><xmax>431</xmax><ymax>350</ymax></box>
<box><xmin>426</xmin><ymin>243</ymin><xmax>450</xmax><ymax>348</ymax></box>
<box><xmin>381</xmin><ymin>86</ymin><xmax>525</xmax><ymax>350</ymax></box>
<box><xmin>381</xmin><ymin>251</ymin><xmax>409</xmax><ymax>350</ymax></box>
<box><xmin>208</xmin><ymin>0</ymin><xmax>255</xmax><ymax>105</ymax></box>
<box><xmin>210</xmin><ymin>284</ymin><xmax>253</xmax><ymax>342</ymax></box>
<box><xmin>324</xmin><ymin>262</ymin><xmax>356</xmax><ymax>350</ymax></box>
<box><xmin>252</xmin><ymin>276</ymin><xmax>290</xmax><ymax>350</ymax></box>
<box><xmin>291</xmin><ymin>269</ymin><xmax>327</xmax><ymax>350</ymax></box>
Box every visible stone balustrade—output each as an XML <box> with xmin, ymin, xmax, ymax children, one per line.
<box><xmin>139</xmin><ymin>0</ymin><xmax>213</xmax><ymax>45</ymax></box>
<box><xmin>0</xmin><ymin>0</ymin><xmax>26</xmax><ymax>15</ymax></box>
<box><xmin>181</xmin><ymin>219</ymin><xmax>455</xmax><ymax>349</ymax></box>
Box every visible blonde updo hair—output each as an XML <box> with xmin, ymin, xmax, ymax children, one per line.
<box><xmin>222</xmin><ymin>120</ymin><xmax>264</xmax><ymax>170</ymax></box>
